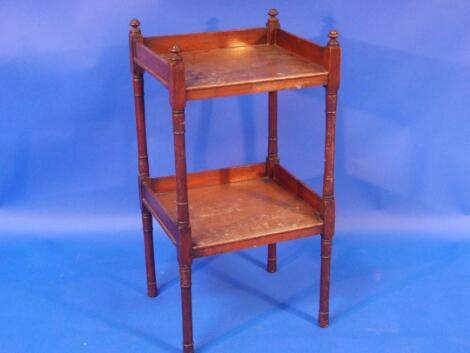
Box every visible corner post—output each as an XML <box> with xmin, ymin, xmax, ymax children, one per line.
<box><xmin>266</xmin><ymin>8</ymin><xmax>280</xmax><ymax>176</ymax></box>
<box><xmin>169</xmin><ymin>44</ymin><xmax>194</xmax><ymax>353</ymax></box>
<box><xmin>265</xmin><ymin>9</ymin><xmax>281</xmax><ymax>274</ymax></box>
<box><xmin>129</xmin><ymin>19</ymin><xmax>158</xmax><ymax>298</ymax></box>
<box><xmin>319</xmin><ymin>30</ymin><xmax>341</xmax><ymax>328</ymax></box>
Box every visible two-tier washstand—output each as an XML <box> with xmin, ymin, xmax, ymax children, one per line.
<box><xmin>129</xmin><ymin>9</ymin><xmax>340</xmax><ymax>353</ymax></box>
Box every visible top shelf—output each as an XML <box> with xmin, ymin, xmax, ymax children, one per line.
<box><xmin>159</xmin><ymin>44</ymin><xmax>327</xmax><ymax>98</ymax></box>
<box><xmin>132</xmin><ymin>26</ymin><xmax>334</xmax><ymax>100</ymax></box>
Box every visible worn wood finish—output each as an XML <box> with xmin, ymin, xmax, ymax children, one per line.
<box><xmin>158</xmin><ymin>45</ymin><xmax>327</xmax><ymax>100</ymax></box>
<box><xmin>144</xmin><ymin>162</ymin><xmax>324</xmax><ymax>257</ymax></box>
<box><xmin>187</xmin><ymin>74</ymin><xmax>327</xmax><ymax>100</ymax></box>
<box><xmin>195</xmin><ymin>222</ymin><xmax>321</xmax><ymax>258</ymax></box>
<box><xmin>129</xmin><ymin>10</ymin><xmax>341</xmax><ymax>352</ymax></box>
<box><xmin>155</xmin><ymin>177</ymin><xmax>323</xmax><ymax>254</ymax></box>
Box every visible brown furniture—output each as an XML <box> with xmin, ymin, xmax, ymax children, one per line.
<box><xmin>129</xmin><ymin>9</ymin><xmax>340</xmax><ymax>353</ymax></box>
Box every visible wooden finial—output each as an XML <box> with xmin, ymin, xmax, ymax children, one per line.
<box><xmin>169</xmin><ymin>44</ymin><xmax>183</xmax><ymax>62</ymax></box>
<box><xmin>268</xmin><ymin>8</ymin><xmax>279</xmax><ymax>19</ymax></box>
<box><xmin>129</xmin><ymin>19</ymin><xmax>141</xmax><ymax>34</ymax></box>
<box><xmin>266</xmin><ymin>8</ymin><xmax>280</xmax><ymax>44</ymax></box>
<box><xmin>328</xmin><ymin>30</ymin><xmax>339</xmax><ymax>47</ymax></box>
<box><xmin>267</xmin><ymin>8</ymin><xmax>279</xmax><ymax>25</ymax></box>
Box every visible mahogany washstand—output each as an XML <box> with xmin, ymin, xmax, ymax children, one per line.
<box><xmin>129</xmin><ymin>9</ymin><xmax>340</xmax><ymax>353</ymax></box>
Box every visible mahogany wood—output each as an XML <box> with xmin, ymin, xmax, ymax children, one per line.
<box><xmin>186</xmin><ymin>74</ymin><xmax>327</xmax><ymax>100</ymax></box>
<box><xmin>142</xmin><ymin>182</ymin><xmax>178</xmax><ymax>244</ymax></box>
<box><xmin>144</xmin><ymin>162</ymin><xmax>324</xmax><ymax>257</ymax></box>
<box><xmin>150</xmin><ymin>163</ymin><xmax>266</xmax><ymax>193</ymax></box>
<box><xmin>141</xmin><ymin>209</ymin><xmax>158</xmax><ymax>297</ymax></box>
<box><xmin>168</xmin><ymin>44</ymin><xmax>194</xmax><ymax>353</ymax></box>
<box><xmin>128</xmin><ymin>9</ymin><xmax>341</xmax><ymax>352</ymax></box>
<box><xmin>266</xmin><ymin>90</ymin><xmax>278</xmax><ymax>273</ymax></box>
<box><xmin>265</xmin><ymin>9</ymin><xmax>280</xmax><ymax>274</ymax></box>
<box><xmin>266</xmin><ymin>91</ymin><xmax>279</xmax><ymax>177</ymax></box>
<box><xmin>129</xmin><ymin>19</ymin><xmax>158</xmax><ymax>299</ymax></box>
<box><xmin>155</xmin><ymin>177</ymin><xmax>323</xmax><ymax>255</ymax></box>
<box><xmin>276</xmin><ymin>29</ymin><xmax>325</xmax><ymax>65</ymax></box>
<box><xmin>273</xmin><ymin>164</ymin><xmax>322</xmax><ymax>212</ymax></box>
<box><xmin>134</xmin><ymin>42</ymin><xmax>170</xmax><ymax>86</ymax></box>
<box><xmin>158</xmin><ymin>45</ymin><xmax>327</xmax><ymax>100</ymax></box>
<box><xmin>144</xmin><ymin>28</ymin><xmax>267</xmax><ymax>53</ymax></box>
<box><xmin>194</xmin><ymin>223</ymin><xmax>321</xmax><ymax>258</ymax></box>
<box><xmin>319</xmin><ymin>30</ymin><xmax>341</xmax><ymax>328</ymax></box>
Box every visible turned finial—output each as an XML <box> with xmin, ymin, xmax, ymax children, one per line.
<box><xmin>129</xmin><ymin>19</ymin><xmax>141</xmax><ymax>34</ymax></box>
<box><xmin>328</xmin><ymin>30</ymin><xmax>339</xmax><ymax>47</ymax></box>
<box><xmin>169</xmin><ymin>44</ymin><xmax>183</xmax><ymax>62</ymax></box>
<box><xmin>268</xmin><ymin>8</ymin><xmax>279</xmax><ymax>19</ymax></box>
<box><xmin>267</xmin><ymin>9</ymin><xmax>279</xmax><ymax>26</ymax></box>
<box><xmin>266</xmin><ymin>8</ymin><xmax>280</xmax><ymax>38</ymax></box>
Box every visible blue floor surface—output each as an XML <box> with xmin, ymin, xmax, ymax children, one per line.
<box><xmin>1</xmin><ymin>231</ymin><xmax>469</xmax><ymax>353</ymax></box>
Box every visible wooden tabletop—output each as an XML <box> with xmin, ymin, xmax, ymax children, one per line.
<box><xmin>134</xmin><ymin>27</ymin><xmax>330</xmax><ymax>99</ymax></box>
<box><xmin>155</xmin><ymin>177</ymin><xmax>323</xmax><ymax>254</ymax></box>
<box><xmin>159</xmin><ymin>44</ymin><xmax>327</xmax><ymax>93</ymax></box>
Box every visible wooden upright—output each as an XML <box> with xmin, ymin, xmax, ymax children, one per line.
<box><xmin>129</xmin><ymin>9</ymin><xmax>341</xmax><ymax>353</ymax></box>
<box><xmin>319</xmin><ymin>30</ymin><xmax>340</xmax><ymax>328</ymax></box>
<box><xmin>129</xmin><ymin>19</ymin><xmax>158</xmax><ymax>298</ymax></box>
<box><xmin>266</xmin><ymin>8</ymin><xmax>281</xmax><ymax>274</ymax></box>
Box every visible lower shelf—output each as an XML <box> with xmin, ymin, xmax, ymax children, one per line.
<box><xmin>142</xmin><ymin>163</ymin><xmax>324</xmax><ymax>257</ymax></box>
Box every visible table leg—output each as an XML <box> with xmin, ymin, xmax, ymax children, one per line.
<box><xmin>179</xmin><ymin>264</ymin><xmax>194</xmax><ymax>353</ymax></box>
<box><xmin>267</xmin><ymin>244</ymin><xmax>277</xmax><ymax>273</ymax></box>
<box><xmin>266</xmin><ymin>91</ymin><xmax>279</xmax><ymax>273</ymax></box>
<box><xmin>141</xmin><ymin>208</ymin><xmax>158</xmax><ymax>297</ymax></box>
<box><xmin>319</xmin><ymin>234</ymin><xmax>332</xmax><ymax>327</ymax></box>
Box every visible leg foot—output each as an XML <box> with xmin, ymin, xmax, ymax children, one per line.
<box><xmin>142</xmin><ymin>209</ymin><xmax>158</xmax><ymax>297</ymax></box>
<box><xmin>267</xmin><ymin>243</ymin><xmax>277</xmax><ymax>273</ymax></box>
<box><xmin>183</xmin><ymin>343</ymin><xmax>194</xmax><ymax>353</ymax></box>
<box><xmin>318</xmin><ymin>311</ymin><xmax>329</xmax><ymax>328</ymax></box>
<box><xmin>318</xmin><ymin>234</ymin><xmax>332</xmax><ymax>327</ymax></box>
<box><xmin>180</xmin><ymin>264</ymin><xmax>194</xmax><ymax>353</ymax></box>
<box><xmin>147</xmin><ymin>281</ymin><xmax>158</xmax><ymax>298</ymax></box>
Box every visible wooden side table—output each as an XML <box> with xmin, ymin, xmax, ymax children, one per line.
<box><xmin>129</xmin><ymin>9</ymin><xmax>340</xmax><ymax>353</ymax></box>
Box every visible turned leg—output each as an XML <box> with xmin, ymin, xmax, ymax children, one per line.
<box><xmin>168</xmin><ymin>45</ymin><xmax>194</xmax><ymax>353</ymax></box>
<box><xmin>265</xmin><ymin>90</ymin><xmax>279</xmax><ymax>273</ymax></box>
<box><xmin>267</xmin><ymin>243</ymin><xmax>277</xmax><ymax>273</ymax></box>
<box><xmin>265</xmin><ymin>13</ymin><xmax>281</xmax><ymax>274</ymax></box>
<box><xmin>318</xmin><ymin>30</ymin><xmax>340</xmax><ymax>326</ymax></box>
<box><xmin>318</xmin><ymin>234</ymin><xmax>332</xmax><ymax>327</ymax></box>
<box><xmin>129</xmin><ymin>22</ymin><xmax>157</xmax><ymax>299</ymax></box>
<box><xmin>142</xmin><ymin>208</ymin><xmax>158</xmax><ymax>297</ymax></box>
<box><xmin>318</xmin><ymin>87</ymin><xmax>337</xmax><ymax>326</ymax></box>
<box><xmin>179</xmin><ymin>264</ymin><xmax>194</xmax><ymax>353</ymax></box>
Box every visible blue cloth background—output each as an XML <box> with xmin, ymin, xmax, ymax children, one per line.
<box><xmin>1</xmin><ymin>1</ymin><xmax>469</xmax><ymax>352</ymax></box>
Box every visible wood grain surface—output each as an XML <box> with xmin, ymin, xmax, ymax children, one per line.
<box><xmin>159</xmin><ymin>44</ymin><xmax>327</xmax><ymax>91</ymax></box>
<box><xmin>155</xmin><ymin>178</ymin><xmax>323</xmax><ymax>251</ymax></box>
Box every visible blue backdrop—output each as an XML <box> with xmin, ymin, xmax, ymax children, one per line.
<box><xmin>1</xmin><ymin>1</ymin><xmax>469</xmax><ymax>352</ymax></box>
